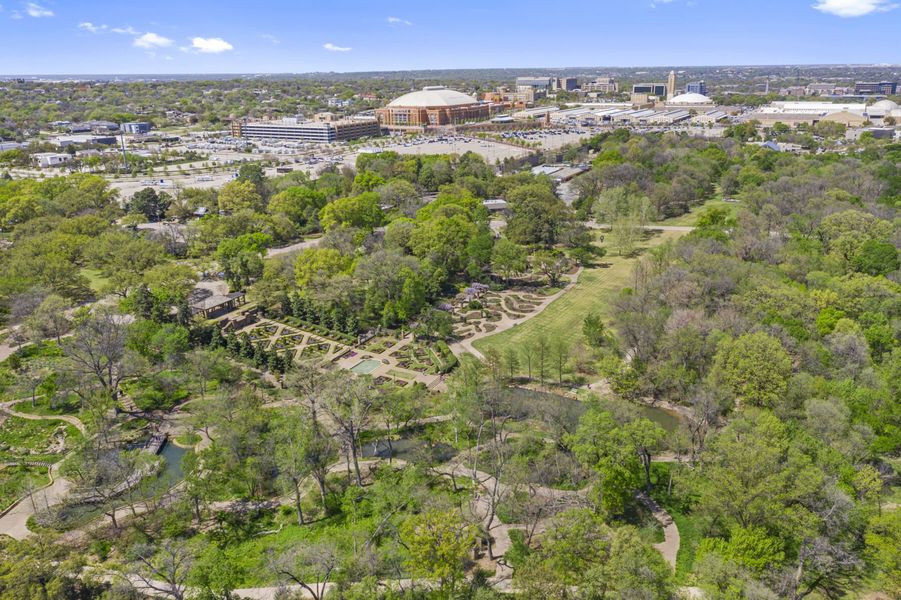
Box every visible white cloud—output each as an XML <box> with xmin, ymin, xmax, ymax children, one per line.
<box><xmin>190</xmin><ymin>36</ymin><xmax>234</xmax><ymax>53</ymax></box>
<box><xmin>387</xmin><ymin>16</ymin><xmax>413</xmax><ymax>25</ymax></box>
<box><xmin>111</xmin><ymin>25</ymin><xmax>138</xmax><ymax>35</ymax></box>
<box><xmin>812</xmin><ymin>0</ymin><xmax>898</xmax><ymax>16</ymax></box>
<box><xmin>133</xmin><ymin>32</ymin><xmax>173</xmax><ymax>49</ymax></box>
<box><xmin>25</xmin><ymin>2</ymin><xmax>52</xmax><ymax>17</ymax></box>
<box><xmin>260</xmin><ymin>33</ymin><xmax>279</xmax><ymax>44</ymax></box>
<box><xmin>323</xmin><ymin>42</ymin><xmax>351</xmax><ymax>52</ymax></box>
<box><xmin>78</xmin><ymin>21</ymin><xmax>106</xmax><ymax>33</ymax></box>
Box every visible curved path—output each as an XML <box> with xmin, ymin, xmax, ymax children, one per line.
<box><xmin>266</xmin><ymin>236</ymin><xmax>322</xmax><ymax>258</ymax></box>
<box><xmin>0</xmin><ymin>400</ymin><xmax>88</xmax><ymax>435</ymax></box>
<box><xmin>636</xmin><ymin>491</ymin><xmax>680</xmax><ymax>569</ymax></box>
<box><xmin>448</xmin><ymin>267</ymin><xmax>583</xmax><ymax>361</ymax></box>
<box><xmin>0</xmin><ymin>400</ymin><xmax>88</xmax><ymax>538</ymax></box>
<box><xmin>0</xmin><ymin>460</ymin><xmax>72</xmax><ymax>539</ymax></box>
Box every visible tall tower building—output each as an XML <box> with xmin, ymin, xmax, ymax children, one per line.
<box><xmin>667</xmin><ymin>70</ymin><xmax>676</xmax><ymax>101</ymax></box>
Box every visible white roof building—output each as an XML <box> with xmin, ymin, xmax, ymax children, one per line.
<box><xmin>387</xmin><ymin>86</ymin><xmax>480</xmax><ymax>108</ymax></box>
<box><xmin>666</xmin><ymin>92</ymin><xmax>715</xmax><ymax>106</ymax></box>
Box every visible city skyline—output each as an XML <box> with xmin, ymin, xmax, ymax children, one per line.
<box><xmin>1</xmin><ymin>0</ymin><xmax>900</xmax><ymax>74</ymax></box>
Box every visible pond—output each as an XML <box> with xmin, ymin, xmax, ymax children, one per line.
<box><xmin>350</xmin><ymin>359</ymin><xmax>382</xmax><ymax>374</ymax></box>
<box><xmin>361</xmin><ymin>436</ymin><xmax>457</xmax><ymax>463</ymax></box>
<box><xmin>155</xmin><ymin>441</ymin><xmax>189</xmax><ymax>490</ymax></box>
<box><xmin>502</xmin><ymin>387</ymin><xmax>685</xmax><ymax>434</ymax></box>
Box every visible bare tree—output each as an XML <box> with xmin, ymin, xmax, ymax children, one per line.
<box><xmin>62</xmin><ymin>307</ymin><xmax>129</xmax><ymax>399</ymax></box>
<box><xmin>127</xmin><ymin>541</ymin><xmax>193</xmax><ymax>600</ymax></box>
<box><xmin>320</xmin><ymin>374</ymin><xmax>376</xmax><ymax>487</ymax></box>
<box><xmin>270</xmin><ymin>542</ymin><xmax>338</xmax><ymax>600</ymax></box>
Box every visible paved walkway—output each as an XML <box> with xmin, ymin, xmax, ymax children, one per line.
<box><xmin>266</xmin><ymin>236</ymin><xmax>322</xmax><ymax>258</ymax></box>
<box><xmin>0</xmin><ymin>460</ymin><xmax>71</xmax><ymax>539</ymax></box>
<box><xmin>0</xmin><ymin>400</ymin><xmax>88</xmax><ymax>435</ymax></box>
<box><xmin>637</xmin><ymin>492</ymin><xmax>680</xmax><ymax>569</ymax></box>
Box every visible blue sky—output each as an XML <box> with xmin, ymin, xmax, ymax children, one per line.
<box><xmin>0</xmin><ymin>0</ymin><xmax>899</xmax><ymax>74</ymax></box>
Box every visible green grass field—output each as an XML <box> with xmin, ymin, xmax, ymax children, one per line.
<box><xmin>79</xmin><ymin>268</ymin><xmax>111</xmax><ymax>294</ymax></box>
<box><xmin>650</xmin><ymin>198</ymin><xmax>737</xmax><ymax>227</ymax></box>
<box><xmin>473</xmin><ymin>229</ymin><xmax>687</xmax><ymax>372</ymax></box>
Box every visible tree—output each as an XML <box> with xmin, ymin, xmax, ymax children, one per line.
<box><xmin>273</xmin><ymin>409</ymin><xmax>326</xmax><ymax>525</ymax></box>
<box><xmin>400</xmin><ymin>509</ymin><xmax>477</xmax><ymax>594</ymax></box>
<box><xmin>127</xmin><ymin>187</ymin><xmax>172</xmax><ymax>222</ymax></box>
<box><xmin>503</xmin><ymin>345</ymin><xmax>520</xmax><ymax>379</ymax></box>
<box><xmin>853</xmin><ymin>239</ymin><xmax>899</xmax><ymax>276</ymax></box>
<box><xmin>24</xmin><ymin>293</ymin><xmax>71</xmax><ymax>343</ymax></box>
<box><xmin>126</xmin><ymin>541</ymin><xmax>193</xmax><ymax>600</ymax></box>
<box><xmin>320</xmin><ymin>373</ymin><xmax>376</xmax><ymax>486</ymax></box>
<box><xmin>531</xmin><ymin>250</ymin><xmax>568</xmax><ymax>287</ymax></box>
<box><xmin>62</xmin><ymin>306</ymin><xmax>129</xmax><ymax>398</ymax></box>
<box><xmin>217</xmin><ymin>180</ymin><xmax>264</xmax><ymax>213</ymax></box>
<box><xmin>215</xmin><ymin>232</ymin><xmax>271</xmax><ymax>289</ymax></box>
<box><xmin>318</xmin><ymin>191</ymin><xmax>383</xmax><ymax>231</ymax></box>
<box><xmin>582</xmin><ymin>312</ymin><xmax>608</xmax><ymax>348</ymax></box>
<box><xmin>567</xmin><ymin>407</ymin><xmax>643</xmax><ymax>515</ymax></box>
<box><xmin>293</xmin><ymin>247</ymin><xmax>354</xmax><ymax>288</ymax></box>
<box><xmin>491</xmin><ymin>238</ymin><xmax>528</xmax><ymax>283</ymax></box>
<box><xmin>505</xmin><ymin>183</ymin><xmax>573</xmax><ymax>246</ymax></box>
<box><xmin>270</xmin><ymin>541</ymin><xmax>338</xmax><ymax>600</ymax></box>
<box><xmin>711</xmin><ymin>332</ymin><xmax>792</xmax><ymax>408</ymax></box>
<box><xmin>865</xmin><ymin>510</ymin><xmax>901</xmax><ymax>598</ymax></box>
<box><xmin>517</xmin><ymin>509</ymin><xmax>673</xmax><ymax>599</ymax></box>
<box><xmin>550</xmin><ymin>337</ymin><xmax>570</xmax><ymax>384</ymax></box>
<box><xmin>693</xmin><ymin>410</ymin><xmax>823</xmax><ymax>536</ymax></box>
<box><xmin>269</xmin><ymin>186</ymin><xmax>326</xmax><ymax>228</ymax></box>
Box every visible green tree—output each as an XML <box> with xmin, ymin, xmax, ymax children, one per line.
<box><xmin>217</xmin><ymin>180</ymin><xmax>264</xmax><ymax>213</ymax></box>
<box><xmin>490</xmin><ymin>238</ymin><xmax>528</xmax><ymax>283</ymax></box>
<box><xmin>711</xmin><ymin>332</ymin><xmax>792</xmax><ymax>408</ymax></box>
<box><xmin>127</xmin><ymin>187</ymin><xmax>172</xmax><ymax>222</ymax></box>
<box><xmin>318</xmin><ymin>191</ymin><xmax>384</xmax><ymax>231</ymax></box>
<box><xmin>400</xmin><ymin>509</ymin><xmax>477</xmax><ymax>594</ymax></box>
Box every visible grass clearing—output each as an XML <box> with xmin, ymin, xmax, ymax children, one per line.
<box><xmin>651</xmin><ymin>198</ymin><xmax>737</xmax><ymax>227</ymax></box>
<box><xmin>0</xmin><ymin>465</ymin><xmax>51</xmax><ymax>511</ymax></box>
<box><xmin>473</xmin><ymin>229</ymin><xmax>687</xmax><ymax>373</ymax></box>
<box><xmin>79</xmin><ymin>268</ymin><xmax>111</xmax><ymax>295</ymax></box>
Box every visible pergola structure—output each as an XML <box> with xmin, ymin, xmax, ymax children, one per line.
<box><xmin>190</xmin><ymin>292</ymin><xmax>246</xmax><ymax>319</ymax></box>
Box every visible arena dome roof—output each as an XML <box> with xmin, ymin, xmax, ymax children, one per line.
<box><xmin>870</xmin><ymin>99</ymin><xmax>899</xmax><ymax>112</ymax></box>
<box><xmin>387</xmin><ymin>86</ymin><xmax>480</xmax><ymax>108</ymax></box>
<box><xmin>668</xmin><ymin>92</ymin><xmax>714</xmax><ymax>104</ymax></box>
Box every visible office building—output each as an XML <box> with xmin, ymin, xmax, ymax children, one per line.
<box><xmin>231</xmin><ymin>116</ymin><xmax>381</xmax><ymax>142</ymax></box>
<box><xmin>667</xmin><ymin>70</ymin><xmax>676</xmax><ymax>101</ymax></box>
<box><xmin>685</xmin><ymin>81</ymin><xmax>707</xmax><ymax>96</ymax></box>
<box><xmin>376</xmin><ymin>86</ymin><xmax>489</xmax><ymax>126</ymax></box>
<box><xmin>552</xmin><ymin>77</ymin><xmax>579</xmax><ymax>92</ymax></box>
<box><xmin>855</xmin><ymin>81</ymin><xmax>898</xmax><ymax>95</ymax></box>
<box><xmin>122</xmin><ymin>122</ymin><xmax>152</xmax><ymax>134</ymax></box>
<box><xmin>632</xmin><ymin>83</ymin><xmax>667</xmax><ymax>97</ymax></box>
<box><xmin>516</xmin><ymin>76</ymin><xmax>554</xmax><ymax>91</ymax></box>
<box><xmin>584</xmin><ymin>77</ymin><xmax>618</xmax><ymax>94</ymax></box>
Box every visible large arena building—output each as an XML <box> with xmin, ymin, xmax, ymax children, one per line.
<box><xmin>376</xmin><ymin>86</ymin><xmax>490</xmax><ymax>127</ymax></box>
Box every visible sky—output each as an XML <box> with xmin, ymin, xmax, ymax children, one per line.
<box><xmin>0</xmin><ymin>0</ymin><xmax>899</xmax><ymax>74</ymax></box>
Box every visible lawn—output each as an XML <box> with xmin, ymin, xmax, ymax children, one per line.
<box><xmin>0</xmin><ymin>416</ymin><xmax>82</xmax><ymax>465</ymax></box>
<box><xmin>0</xmin><ymin>465</ymin><xmax>50</xmax><ymax>511</ymax></box>
<box><xmin>650</xmin><ymin>197</ymin><xmax>738</xmax><ymax>227</ymax></box>
<box><xmin>14</xmin><ymin>394</ymin><xmax>81</xmax><ymax>417</ymax></box>
<box><xmin>473</xmin><ymin>229</ymin><xmax>687</xmax><ymax>374</ymax></box>
<box><xmin>79</xmin><ymin>268</ymin><xmax>111</xmax><ymax>294</ymax></box>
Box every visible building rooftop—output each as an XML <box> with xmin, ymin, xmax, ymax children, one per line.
<box><xmin>668</xmin><ymin>92</ymin><xmax>714</xmax><ymax>104</ymax></box>
<box><xmin>387</xmin><ymin>86</ymin><xmax>480</xmax><ymax>108</ymax></box>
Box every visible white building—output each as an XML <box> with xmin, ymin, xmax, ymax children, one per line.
<box><xmin>33</xmin><ymin>152</ymin><xmax>72</xmax><ymax>168</ymax></box>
